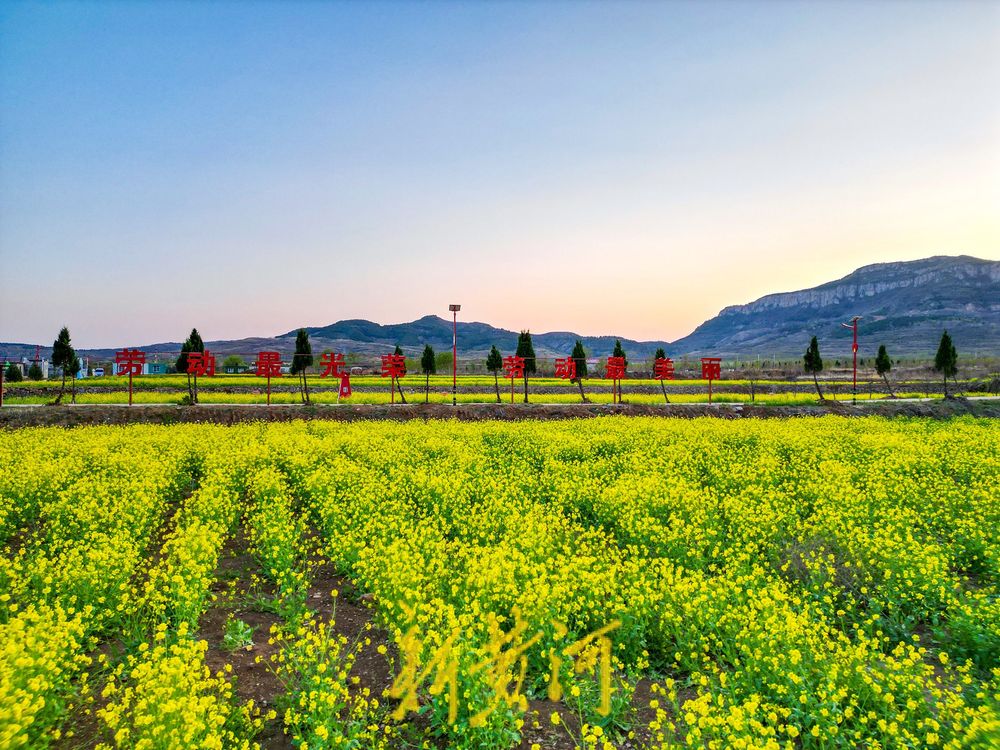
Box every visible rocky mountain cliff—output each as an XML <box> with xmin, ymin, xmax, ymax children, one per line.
<box><xmin>669</xmin><ymin>255</ymin><xmax>1000</xmax><ymax>357</ymax></box>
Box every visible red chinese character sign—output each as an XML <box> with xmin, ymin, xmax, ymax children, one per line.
<box><xmin>701</xmin><ymin>357</ymin><xmax>722</xmax><ymax>403</ymax></box>
<box><xmin>319</xmin><ymin>352</ymin><xmax>345</xmax><ymax>378</ymax></box>
<box><xmin>319</xmin><ymin>352</ymin><xmax>352</xmax><ymax>402</ymax></box>
<box><xmin>502</xmin><ymin>355</ymin><xmax>524</xmax><ymax>403</ymax></box>
<box><xmin>188</xmin><ymin>351</ymin><xmax>216</xmax><ymax>377</ymax></box>
<box><xmin>653</xmin><ymin>357</ymin><xmax>675</xmax><ymax>404</ymax></box>
<box><xmin>115</xmin><ymin>348</ymin><xmax>146</xmax><ymax>406</ymax></box>
<box><xmin>554</xmin><ymin>357</ymin><xmax>576</xmax><ymax>381</ymax></box>
<box><xmin>381</xmin><ymin>354</ymin><xmax>407</xmax><ymax>404</ymax></box>
<box><xmin>256</xmin><ymin>351</ymin><xmax>282</xmax><ymax>405</ymax></box>
<box><xmin>605</xmin><ymin>356</ymin><xmax>625</xmax><ymax>404</ymax></box>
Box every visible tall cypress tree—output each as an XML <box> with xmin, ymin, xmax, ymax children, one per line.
<box><xmin>51</xmin><ymin>326</ymin><xmax>75</xmax><ymax>401</ymax></box>
<box><xmin>515</xmin><ymin>331</ymin><xmax>536</xmax><ymax>403</ymax></box>
<box><xmin>934</xmin><ymin>331</ymin><xmax>958</xmax><ymax>398</ymax></box>
<box><xmin>875</xmin><ymin>344</ymin><xmax>895</xmax><ymax>398</ymax></box>
<box><xmin>290</xmin><ymin>328</ymin><xmax>314</xmax><ymax>404</ymax></box>
<box><xmin>803</xmin><ymin>336</ymin><xmax>824</xmax><ymax>400</ymax></box>
<box><xmin>68</xmin><ymin>354</ymin><xmax>81</xmax><ymax>404</ymax></box>
<box><xmin>570</xmin><ymin>339</ymin><xmax>588</xmax><ymax>402</ymax></box>
<box><xmin>176</xmin><ymin>328</ymin><xmax>205</xmax><ymax>403</ymax></box>
<box><xmin>5</xmin><ymin>362</ymin><xmax>23</xmax><ymax>383</ymax></box>
<box><xmin>486</xmin><ymin>345</ymin><xmax>503</xmax><ymax>403</ymax></box>
<box><xmin>421</xmin><ymin>344</ymin><xmax>436</xmax><ymax>403</ymax></box>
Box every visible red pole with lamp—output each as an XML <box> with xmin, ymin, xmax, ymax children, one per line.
<box><xmin>449</xmin><ymin>304</ymin><xmax>461</xmax><ymax>406</ymax></box>
<box><xmin>841</xmin><ymin>316</ymin><xmax>861</xmax><ymax>404</ymax></box>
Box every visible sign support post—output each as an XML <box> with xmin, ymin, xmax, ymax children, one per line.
<box><xmin>449</xmin><ymin>304</ymin><xmax>461</xmax><ymax>407</ymax></box>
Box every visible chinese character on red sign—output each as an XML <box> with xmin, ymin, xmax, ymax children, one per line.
<box><xmin>319</xmin><ymin>352</ymin><xmax>345</xmax><ymax>378</ymax></box>
<box><xmin>381</xmin><ymin>354</ymin><xmax>406</xmax><ymax>379</ymax></box>
<box><xmin>115</xmin><ymin>348</ymin><xmax>145</xmax><ymax>376</ymax></box>
<box><xmin>653</xmin><ymin>357</ymin><xmax>675</xmax><ymax>380</ymax></box>
<box><xmin>700</xmin><ymin>357</ymin><xmax>721</xmax><ymax>380</ymax></box>
<box><xmin>256</xmin><ymin>351</ymin><xmax>283</xmax><ymax>378</ymax></box>
<box><xmin>188</xmin><ymin>351</ymin><xmax>216</xmax><ymax>377</ymax></box>
<box><xmin>502</xmin><ymin>355</ymin><xmax>524</xmax><ymax>379</ymax></box>
<box><xmin>605</xmin><ymin>356</ymin><xmax>625</xmax><ymax>380</ymax></box>
<box><xmin>554</xmin><ymin>357</ymin><xmax>576</xmax><ymax>380</ymax></box>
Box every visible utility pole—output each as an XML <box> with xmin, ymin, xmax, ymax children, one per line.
<box><xmin>841</xmin><ymin>316</ymin><xmax>861</xmax><ymax>404</ymax></box>
<box><xmin>449</xmin><ymin>304</ymin><xmax>461</xmax><ymax>406</ymax></box>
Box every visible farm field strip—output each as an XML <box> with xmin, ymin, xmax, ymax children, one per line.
<box><xmin>4</xmin><ymin>391</ymin><xmax>977</xmax><ymax>407</ymax></box>
<box><xmin>9</xmin><ymin>374</ymin><xmax>988</xmax><ymax>391</ymax></box>
<box><xmin>1</xmin><ymin>417</ymin><xmax>998</xmax><ymax>749</ymax></box>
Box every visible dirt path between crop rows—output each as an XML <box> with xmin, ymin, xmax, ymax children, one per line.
<box><xmin>2</xmin><ymin>398</ymin><xmax>998</xmax><ymax>429</ymax></box>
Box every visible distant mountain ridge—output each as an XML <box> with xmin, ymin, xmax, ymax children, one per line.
<box><xmin>3</xmin><ymin>255</ymin><xmax>997</xmax><ymax>362</ymax></box>
<box><xmin>670</xmin><ymin>255</ymin><xmax>1000</xmax><ymax>357</ymax></box>
<box><xmin>280</xmin><ymin>316</ymin><xmax>671</xmax><ymax>359</ymax></box>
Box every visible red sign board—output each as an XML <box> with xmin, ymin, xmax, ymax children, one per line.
<box><xmin>339</xmin><ymin>374</ymin><xmax>352</xmax><ymax>400</ymax></box>
<box><xmin>605</xmin><ymin>356</ymin><xmax>626</xmax><ymax>380</ymax></box>
<box><xmin>701</xmin><ymin>357</ymin><xmax>722</xmax><ymax>404</ymax></box>
<box><xmin>381</xmin><ymin>354</ymin><xmax>406</xmax><ymax>380</ymax></box>
<box><xmin>554</xmin><ymin>357</ymin><xmax>576</xmax><ymax>380</ymax></box>
<box><xmin>115</xmin><ymin>348</ymin><xmax>145</xmax><ymax>377</ymax></box>
<box><xmin>700</xmin><ymin>357</ymin><xmax>721</xmax><ymax>381</ymax></box>
<box><xmin>605</xmin><ymin>356</ymin><xmax>625</xmax><ymax>404</ymax></box>
<box><xmin>115</xmin><ymin>348</ymin><xmax>145</xmax><ymax>406</ymax></box>
<box><xmin>256</xmin><ymin>352</ymin><xmax>283</xmax><ymax>378</ymax></box>
<box><xmin>319</xmin><ymin>352</ymin><xmax>346</xmax><ymax>378</ymax></box>
<box><xmin>502</xmin><ymin>355</ymin><xmax>524</xmax><ymax>380</ymax></box>
<box><xmin>653</xmin><ymin>357</ymin><xmax>675</xmax><ymax>380</ymax></box>
<box><xmin>188</xmin><ymin>351</ymin><xmax>216</xmax><ymax>377</ymax></box>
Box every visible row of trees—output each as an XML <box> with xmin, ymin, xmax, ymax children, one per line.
<box><xmin>8</xmin><ymin>325</ymin><xmax>966</xmax><ymax>406</ymax></box>
<box><xmin>803</xmin><ymin>330</ymin><xmax>960</xmax><ymax>399</ymax></box>
<box><xmin>0</xmin><ymin>327</ymin><xmax>85</xmax><ymax>402</ymax></box>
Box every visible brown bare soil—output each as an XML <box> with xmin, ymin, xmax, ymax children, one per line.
<box><xmin>3</xmin><ymin>398</ymin><xmax>998</xmax><ymax>429</ymax></box>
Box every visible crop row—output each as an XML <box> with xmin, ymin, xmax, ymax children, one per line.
<box><xmin>1</xmin><ymin>417</ymin><xmax>998</xmax><ymax>749</ymax></box>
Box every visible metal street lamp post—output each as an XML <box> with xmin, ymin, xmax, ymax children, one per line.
<box><xmin>449</xmin><ymin>304</ymin><xmax>461</xmax><ymax>406</ymax></box>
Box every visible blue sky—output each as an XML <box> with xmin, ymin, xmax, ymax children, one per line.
<box><xmin>1</xmin><ymin>0</ymin><xmax>998</xmax><ymax>347</ymax></box>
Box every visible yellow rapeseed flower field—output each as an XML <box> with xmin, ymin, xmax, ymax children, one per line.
<box><xmin>0</xmin><ymin>416</ymin><xmax>997</xmax><ymax>749</ymax></box>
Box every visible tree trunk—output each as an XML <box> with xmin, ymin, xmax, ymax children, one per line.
<box><xmin>396</xmin><ymin>378</ymin><xmax>407</xmax><ymax>404</ymax></box>
<box><xmin>812</xmin><ymin>372</ymin><xmax>824</xmax><ymax>400</ymax></box>
<box><xmin>186</xmin><ymin>372</ymin><xmax>193</xmax><ymax>402</ymax></box>
<box><xmin>575</xmin><ymin>377</ymin><xmax>588</xmax><ymax>403</ymax></box>
<box><xmin>193</xmin><ymin>373</ymin><xmax>199</xmax><ymax>404</ymax></box>
<box><xmin>659</xmin><ymin>380</ymin><xmax>670</xmax><ymax>404</ymax></box>
<box><xmin>881</xmin><ymin>374</ymin><xmax>896</xmax><ymax>398</ymax></box>
<box><xmin>943</xmin><ymin>374</ymin><xmax>948</xmax><ymax>398</ymax></box>
<box><xmin>60</xmin><ymin>370</ymin><xmax>66</xmax><ymax>398</ymax></box>
<box><xmin>303</xmin><ymin>372</ymin><xmax>310</xmax><ymax>404</ymax></box>
<box><xmin>523</xmin><ymin>373</ymin><xmax>528</xmax><ymax>404</ymax></box>
<box><xmin>493</xmin><ymin>372</ymin><xmax>501</xmax><ymax>403</ymax></box>
<box><xmin>71</xmin><ymin>374</ymin><xmax>76</xmax><ymax>404</ymax></box>
<box><xmin>425</xmin><ymin>372</ymin><xmax>429</xmax><ymax>404</ymax></box>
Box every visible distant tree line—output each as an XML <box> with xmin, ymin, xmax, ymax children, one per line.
<box><xmin>7</xmin><ymin>323</ymin><xmax>970</xmax><ymax>406</ymax></box>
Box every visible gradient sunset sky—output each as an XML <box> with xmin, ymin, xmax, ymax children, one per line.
<box><xmin>1</xmin><ymin>0</ymin><xmax>998</xmax><ymax>348</ymax></box>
